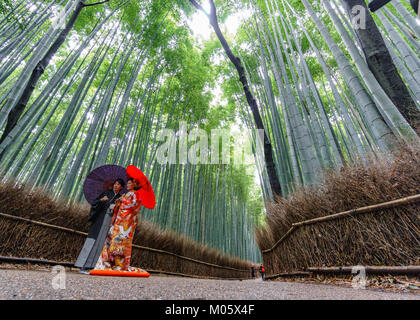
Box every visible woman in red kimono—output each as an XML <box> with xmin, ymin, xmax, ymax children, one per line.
<box><xmin>93</xmin><ymin>178</ymin><xmax>144</xmax><ymax>272</ymax></box>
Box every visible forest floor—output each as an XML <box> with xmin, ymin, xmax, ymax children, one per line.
<box><xmin>0</xmin><ymin>266</ymin><xmax>419</xmax><ymax>300</ymax></box>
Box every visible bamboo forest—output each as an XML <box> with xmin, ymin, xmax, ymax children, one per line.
<box><xmin>0</xmin><ymin>0</ymin><xmax>419</xmax><ymax>296</ymax></box>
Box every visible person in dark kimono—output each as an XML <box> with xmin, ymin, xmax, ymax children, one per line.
<box><xmin>75</xmin><ymin>178</ymin><xmax>125</xmax><ymax>274</ymax></box>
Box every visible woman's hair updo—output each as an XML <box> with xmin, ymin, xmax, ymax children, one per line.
<box><xmin>127</xmin><ymin>177</ymin><xmax>141</xmax><ymax>191</ymax></box>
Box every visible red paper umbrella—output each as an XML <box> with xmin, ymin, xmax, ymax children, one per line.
<box><xmin>126</xmin><ymin>165</ymin><xmax>156</xmax><ymax>209</ymax></box>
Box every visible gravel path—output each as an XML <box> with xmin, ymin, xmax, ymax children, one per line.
<box><xmin>0</xmin><ymin>269</ymin><xmax>419</xmax><ymax>300</ymax></box>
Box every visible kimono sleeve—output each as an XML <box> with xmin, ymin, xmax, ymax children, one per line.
<box><xmin>88</xmin><ymin>191</ymin><xmax>107</xmax><ymax>221</ymax></box>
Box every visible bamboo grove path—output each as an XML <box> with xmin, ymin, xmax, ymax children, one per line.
<box><xmin>0</xmin><ymin>269</ymin><xmax>418</xmax><ymax>300</ymax></box>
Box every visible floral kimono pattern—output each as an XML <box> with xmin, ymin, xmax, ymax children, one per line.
<box><xmin>94</xmin><ymin>191</ymin><xmax>144</xmax><ymax>272</ymax></box>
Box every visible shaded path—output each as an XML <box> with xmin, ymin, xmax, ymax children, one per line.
<box><xmin>0</xmin><ymin>269</ymin><xmax>418</xmax><ymax>300</ymax></box>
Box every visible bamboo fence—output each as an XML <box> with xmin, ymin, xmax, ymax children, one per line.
<box><xmin>0</xmin><ymin>211</ymin><xmax>252</xmax><ymax>279</ymax></box>
<box><xmin>262</xmin><ymin>194</ymin><xmax>420</xmax><ymax>254</ymax></box>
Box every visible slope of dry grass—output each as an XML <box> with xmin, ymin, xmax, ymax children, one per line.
<box><xmin>256</xmin><ymin>146</ymin><xmax>420</xmax><ymax>275</ymax></box>
<box><xmin>0</xmin><ymin>180</ymin><xmax>251</xmax><ymax>278</ymax></box>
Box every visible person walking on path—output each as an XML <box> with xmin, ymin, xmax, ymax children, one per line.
<box><xmin>259</xmin><ymin>264</ymin><xmax>265</xmax><ymax>281</ymax></box>
<box><xmin>251</xmin><ymin>265</ymin><xmax>255</xmax><ymax>278</ymax></box>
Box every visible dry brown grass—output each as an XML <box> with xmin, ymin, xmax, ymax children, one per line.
<box><xmin>0</xmin><ymin>180</ymin><xmax>252</xmax><ymax>279</ymax></box>
<box><xmin>256</xmin><ymin>145</ymin><xmax>420</xmax><ymax>275</ymax></box>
